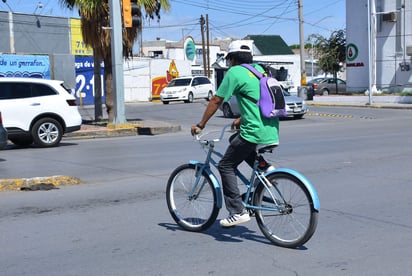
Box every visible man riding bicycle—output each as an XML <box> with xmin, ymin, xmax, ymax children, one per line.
<box><xmin>191</xmin><ymin>40</ymin><xmax>279</xmax><ymax>228</ymax></box>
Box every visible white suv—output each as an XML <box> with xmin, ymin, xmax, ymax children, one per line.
<box><xmin>0</xmin><ymin>78</ymin><xmax>82</xmax><ymax>147</ymax></box>
<box><xmin>160</xmin><ymin>76</ymin><xmax>214</xmax><ymax>104</ymax></box>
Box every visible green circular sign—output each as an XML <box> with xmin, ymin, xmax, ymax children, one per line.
<box><xmin>184</xmin><ymin>38</ymin><xmax>196</xmax><ymax>61</ymax></box>
<box><xmin>347</xmin><ymin>43</ymin><xmax>358</xmax><ymax>62</ymax></box>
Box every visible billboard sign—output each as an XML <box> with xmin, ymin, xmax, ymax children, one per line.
<box><xmin>0</xmin><ymin>54</ymin><xmax>50</xmax><ymax>78</ymax></box>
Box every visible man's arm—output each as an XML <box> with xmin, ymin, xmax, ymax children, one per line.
<box><xmin>191</xmin><ymin>95</ymin><xmax>224</xmax><ymax>135</ymax></box>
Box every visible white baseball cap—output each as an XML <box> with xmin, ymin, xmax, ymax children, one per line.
<box><xmin>226</xmin><ymin>40</ymin><xmax>252</xmax><ymax>59</ymax></box>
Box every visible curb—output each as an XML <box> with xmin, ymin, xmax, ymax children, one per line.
<box><xmin>137</xmin><ymin>125</ymin><xmax>182</xmax><ymax>135</ymax></box>
<box><xmin>64</xmin><ymin>126</ymin><xmax>138</xmax><ymax>139</ymax></box>
<box><xmin>0</xmin><ymin>175</ymin><xmax>81</xmax><ymax>191</ymax></box>
<box><xmin>64</xmin><ymin>122</ymin><xmax>182</xmax><ymax>139</ymax></box>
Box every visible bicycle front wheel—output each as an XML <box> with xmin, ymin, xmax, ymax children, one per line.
<box><xmin>166</xmin><ymin>163</ymin><xmax>219</xmax><ymax>232</ymax></box>
<box><xmin>254</xmin><ymin>172</ymin><xmax>318</xmax><ymax>248</ymax></box>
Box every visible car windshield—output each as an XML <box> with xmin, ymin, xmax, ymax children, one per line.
<box><xmin>282</xmin><ymin>89</ymin><xmax>291</xmax><ymax>96</ymax></box>
<box><xmin>167</xmin><ymin>78</ymin><xmax>191</xmax><ymax>87</ymax></box>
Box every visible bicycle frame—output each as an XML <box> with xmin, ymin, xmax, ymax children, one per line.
<box><xmin>189</xmin><ymin>124</ymin><xmax>320</xmax><ymax>213</ymax></box>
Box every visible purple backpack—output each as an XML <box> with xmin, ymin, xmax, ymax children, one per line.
<box><xmin>241</xmin><ymin>64</ymin><xmax>287</xmax><ymax>118</ymax></box>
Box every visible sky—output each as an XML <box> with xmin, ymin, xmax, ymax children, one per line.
<box><xmin>0</xmin><ymin>0</ymin><xmax>346</xmax><ymax>46</ymax></box>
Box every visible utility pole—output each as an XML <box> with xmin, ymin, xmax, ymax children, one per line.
<box><xmin>206</xmin><ymin>14</ymin><xmax>210</xmax><ymax>78</ymax></box>
<box><xmin>368</xmin><ymin>0</ymin><xmax>377</xmax><ymax>105</ymax></box>
<box><xmin>298</xmin><ymin>0</ymin><xmax>306</xmax><ymax>87</ymax></box>
<box><xmin>109</xmin><ymin>0</ymin><xmax>126</xmax><ymax>125</ymax></box>
<box><xmin>93</xmin><ymin>51</ymin><xmax>103</xmax><ymax>121</ymax></box>
<box><xmin>2</xmin><ymin>0</ymin><xmax>15</xmax><ymax>53</ymax></box>
<box><xmin>200</xmin><ymin>15</ymin><xmax>207</xmax><ymax>77</ymax></box>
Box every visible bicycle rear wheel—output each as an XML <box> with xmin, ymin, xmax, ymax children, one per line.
<box><xmin>166</xmin><ymin>163</ymin><xmax>219</xmax><ymax>232</ymax></box>
<box><xmin>254</xmin><ymin>172</ymin><xmax>318</xmax><ymax>248</ymax></box>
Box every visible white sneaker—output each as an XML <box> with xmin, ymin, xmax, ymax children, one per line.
<box><xmin>219</xmin><ymin>210</ymin><xmax>250</xmax><ymax>228</ymax></box>
<box><xmin>265</xmin><ymin>165</ymin><xmax>275</xmax><ymax>172</ymax></box>
<box><xmin>258</xmin><ymin>163</ymin><xmax>275</xmax><ymax>173</ymax></box>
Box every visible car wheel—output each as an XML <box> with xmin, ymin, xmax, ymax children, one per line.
<box><xmin>31</xmin><ymin>117</ymin><xmax>63</xmax><ymax>147</ymax></box>
<box><xmin>162</xmin><ymin>101</ymin><xmax>169</xmax><ymax>104</ymax></box>
<box><xmin>10</xmin><ymin>136</ymin><xmax>33</xmax><ymax>147</ymax></box>
<box><xmin>222</xmin><ymin>103</ymin><xmax>234</xmax><ymax>118</ymax></box>
<box><xmin>206</xmin><ymin>91</ymin><xmax>213</xmax><ymax>101</ymax></box>
<box><xmin>322</xmin><ymin>89</ymin><xmax>329</xmax><ymax>96</ymax></box>
<box><xmin>184</xmin><ymin>92</ymin><xmax>194</xmax><ymax>103</ymax></box>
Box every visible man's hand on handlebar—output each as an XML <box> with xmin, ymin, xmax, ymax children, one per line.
<box><xmin>191</xmin><ymin>124</ymin><xmax>203</xmax><ymax>136</ymax></box>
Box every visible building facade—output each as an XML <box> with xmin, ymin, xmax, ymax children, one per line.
<box><xmin>346</xmin><ymin>0</ymin><xmax>412</xmax><ymax>93</ymax></box>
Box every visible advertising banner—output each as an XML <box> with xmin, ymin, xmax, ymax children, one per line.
<box><xmin>0</xmin><ymin>54</ymin><xmax>50</xmax><ymax>78</ymax></box>
<box><xmin>74</xmin><ymin>56</ymin><xmax>105</xmax><ymax>105</ymax></box>
<box><xmin>70</xmin><ymin>19</ymin><xmax>93</xmax><ymax>56</ymax></box>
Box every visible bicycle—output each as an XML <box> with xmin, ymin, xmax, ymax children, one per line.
<box><xmin>166</xmin><ymin>124</ymin><xmax>320</xmax><ymax>248</ymax></box>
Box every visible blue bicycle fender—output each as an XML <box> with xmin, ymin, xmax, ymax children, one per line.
<box><xmin>189</xmin><ymin>160</ymin><xmax>223</xmax><ymax>209</ymax></box>
<box><xmin>265</xmin><ymin>168</ymin><xmax>320</xmax><ymax>211</ymax></box>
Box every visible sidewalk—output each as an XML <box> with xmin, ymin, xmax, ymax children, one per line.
<box><xmin>308</xmin><ymin>100</ymin><xmax>412</xmax><ymax>110</ymax></box>
<box><xmin>64</xmin><ymin>119</ymin><xmax>181</xmax><ymax>139</ymax></box>
<box><xmin>64</xmin><ymin>104</ymin><xmax>181</xmax><ymax>139</ymax></box>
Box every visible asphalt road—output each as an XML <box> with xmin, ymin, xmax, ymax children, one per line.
<box><xmin>0</xmin><ymin>103</ymin><xmax>412</xmax><ymax>275</ymax></box>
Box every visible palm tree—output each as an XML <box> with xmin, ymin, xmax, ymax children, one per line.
<box><xmin>60</xmin><ymin>0</ymin><xmax>170</xmax><ymax>122</ymax></box>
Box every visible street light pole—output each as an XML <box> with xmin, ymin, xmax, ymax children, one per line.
<box><xmin>298</xmin><ymin>0</ymin><xmax>306</xmax><ymax>87</ymax></box>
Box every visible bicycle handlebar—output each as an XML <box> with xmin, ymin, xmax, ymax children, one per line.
<box><xmin>195</xmin><ymin>123</ymin><xmax>235</xmax><ymax>145</ymax></box>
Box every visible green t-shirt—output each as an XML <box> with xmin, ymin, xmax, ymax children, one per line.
<box><xmin>216</xmin><ymin>64</ymin><xmax>279</xmax><ymax>144</ymax></box>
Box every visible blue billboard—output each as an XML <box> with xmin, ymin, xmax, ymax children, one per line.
<box><xmin>74</xmin><ymin>56</ymin><xmax>105</xmax><ymax>105</ymax></box>
<box><xmin>0</xmin><ymin>54</ymin><xmax>50</xmax><ymax>78</ymax></box>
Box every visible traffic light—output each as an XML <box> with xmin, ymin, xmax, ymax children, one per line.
<box><xmin>122</xmin><ymin>0</ymin><xmax>141</xmax><ymax>28</ymax></box>
<box><xmin>130</xmin><ymin>1</ymin><xmax>141</xmax><ymax>27</ymax></box>
<box><xmin>122</xmin><ymin>0</ymin><xmax>132</xmax><ymax>28</ymax></box>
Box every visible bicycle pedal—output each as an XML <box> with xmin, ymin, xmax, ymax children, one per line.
<box><xmin>246</xmin><ymin>208</ymin><xmax>255</xmax><ymax>217</ymax></box>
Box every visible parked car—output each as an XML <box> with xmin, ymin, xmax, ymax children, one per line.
<box><xmin>306</xmin><ymin>77</ymin><xmax>326</xmax><ymax>90</ymax></box>
<box><xmin>314</xmin><ymin>78</ymin><xmax>346</xmax><ymax>95</ymax></box>
<box><xmin>0</xmin><ymin>78</ymin><xmax>82</xmax><ymax>147</ymax></box>
<box><xmin>0</xmin><ymin>111</ymin><xmax>8</xmax><ymax>149</ymax></box>
<box><xmin>160</xmin><ymin>76</ymin><xmax>214</xmax><ymax>104</ymax></box>
<box><xmin>220</xmin><ymin>89</ymin><xmax>308</xmax><ymax>119</ymax></box>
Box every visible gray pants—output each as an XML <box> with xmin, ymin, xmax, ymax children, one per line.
<box><xmin>218</xmin><ymin>133</ymin><xmax>257</xmax><ymax>215</ymax></box>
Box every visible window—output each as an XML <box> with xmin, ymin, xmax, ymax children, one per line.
<box><xmin>12</xmin><ymin>83</ymin><xmax>32</xmax><ymax>98</ymax></box>
<box><xmin>167</xmin><ymin>78</ymin><xmax>191</xmax><ymax>87</ymax></box>
<box><xmin>31</xmin><ymin>83</ymin><xmax>56</xmax><ymax>97</ymax></box>
<box><xmin>197</xmin><ymin>77</ymin><xmax>211</xmax><ymax>85</ymax></box>
<box><xmin>192</xmin><ymin>78</ymin><xmax>199</xmax><ymax>86</ymax></box>
<box><xmin>0</xmin><ymin>83</ymin><xmax>13</xmax><ymax>99</ymax></box>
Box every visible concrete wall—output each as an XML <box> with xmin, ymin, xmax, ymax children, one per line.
<box><xmin>123</xmin><ymin>58</ymin><xmax>192</xmax><ymax>102</ymax></box>
<box><xmin>0</xmin><ymin>12</ymin><xmax>70</xmax><ymax>54</ymax></box>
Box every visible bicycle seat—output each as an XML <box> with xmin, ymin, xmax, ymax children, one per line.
<box><xmin>257</xmin><ymin>143</ymin><xmax>278</xmax><ymax>153</ymax></box>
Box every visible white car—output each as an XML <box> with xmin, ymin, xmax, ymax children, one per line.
<box><xmin>0</xmin><ymin>111</ymin><xmax>7</xmax><ymax>149</ymax></box>
<box><xmin>0</xmin><ymin>78</ymin><xmax>82</xmax><ymax>147</ymax></box>
<box><xmin>220</xmin><ymin>89</ymin><xmax>308</xmax><ymax>119</ymax></box>
<box><xmin>160</xmin><ymin>76</ymin><xmax>214</xmax><ymax>104</ymax></box>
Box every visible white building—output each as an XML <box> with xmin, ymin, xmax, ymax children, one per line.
<box><xmin>346</xmin><ymin>0</ymin><xmax>412</xmax><ymax>93</ymax></box>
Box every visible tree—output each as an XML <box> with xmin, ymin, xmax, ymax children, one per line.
<box><xmin>310</xmin><ymin>29</ymin><xmax>346</xmax><ymax>75</ymax></box>
<box><xmin>60</xmin><ymin>0</ymin><xmax>170</xmax><ymax>122</ymax></box>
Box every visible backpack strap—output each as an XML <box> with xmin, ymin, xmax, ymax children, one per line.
<box><xmin>238</xmin><ymin>64</ymin><xmax>262</xmax><ymax>104</ymax></box>
<box><xmin>241</xmin><ymin>63</ymin><xmax>264</xmax><ymax>79</ymax></box>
